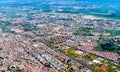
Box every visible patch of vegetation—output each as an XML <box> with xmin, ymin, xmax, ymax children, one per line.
<box><xmin>102</xmin><ymin>60</ymin><xmax>120</xmax><ymax>70</ymax></box>
<box><xmin>73</xmin><ymin>27</ymin><xmax>94</xmax><ymax>36</ymax></box>
<box><xmin>65</xmin><ymin>67</ymin><xmax>74</xmax><ymax>72</ymax></box>
<box><xmin>82</xmin><ymin>54</ymin><xmax>98</xmax><ymax>61</ymax></box>
<box><xmin>93</xmin><ymin>61</ymin><xmax>120</xmax><ymax>72</ymax></box>
<box><xmin>95</xmin><ymin>39</ymin><xmax>120</xmax><ymax>55</ymax></box>
<box><xmin>93</xmin><ymin>64</ymin><xmax>108</xmax><ymax>72</ymax></box>
<box><xmin>60</xmin><ymin>47</ymin><xmax>79</xmax><ymax>58</ymax></box>
<box><xmin>67</xmin><ymin>48</ymin><xmax>79</xmax><ymax>58</ymax></box>
<box><xmin>105</xmin><ymin>29</ymin><xmax>120</xmax><ymax>36</ymax></box>
<box><xmin>67</xmin><ymin>48</ymin><xmax>76</xmax><ymax>55</ymax></box>
<box><xmin>14</xmin><ymin>69</ymin><xmax>23</xmax><ymax>72</ymax></box>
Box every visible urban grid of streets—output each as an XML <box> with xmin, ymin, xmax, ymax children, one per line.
<box><xmin>0</xmin><ymin>12</ymin><xmax>120</xmax><ymax>72</ymax></box>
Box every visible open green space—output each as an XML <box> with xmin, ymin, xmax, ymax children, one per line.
<box><xmin>82</xmin><ymin>54</ymin><xmax>98</xmax><ymax>61</ymax></box>
<box><xmin>95</xmin><ymin>38</ymin><xmax>120</xmax><ymax>55</ymax></box>
<box><xmin>104</xmin><ymin>29</ymin><xmax>120</xmax><ymax>36</ymax></box>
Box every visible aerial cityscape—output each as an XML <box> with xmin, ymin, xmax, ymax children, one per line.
<box><xmin>0</xmin><ymin>0</ymin><xmax>120</xmax><ymax>72</ymax></box>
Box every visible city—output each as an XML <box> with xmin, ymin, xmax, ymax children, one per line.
<box><xmin>0</xmin><ymin>0</ymin><xmax>120</xmax><ymax>72</ymax></box>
